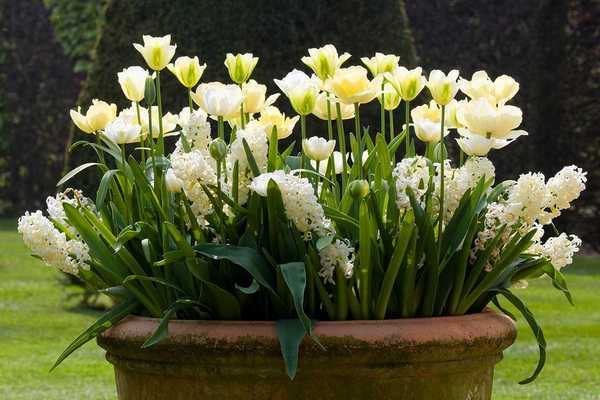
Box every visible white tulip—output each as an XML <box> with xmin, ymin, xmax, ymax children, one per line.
<box><xmin>459</xmin><ymin>71</ymin><xmax>519</xmax><ymax>106</ymax></box>
<box><xmin>117</xmin><ymin>66</ymin><xmax>150</xmax><ymax>102</ymax></box>
<box><xmin>103</xmin><ymin>116</ymin><xmax>142</xmax><ymax>144</ymax></box>
<box><xmin>138</xmin><ymin>106</ymin><xmax>178</xmax><ymax>138</ymax></box>
<box><xmin>258</xmin><ymin>106</ymin><xmax>299</xmax><ymax>139</ymax></box>
<box><xmin>302</xmin><ymin>137</ymin><xmax>336</xmax><ymax>161</ymax></box>
<box><xmin>192</xmin><ymin>82</ymin><xmax>244</xmax><ymax>117</ymax></box>
<box><xmin>242</xmin><ymin>80</ymin><xmax>279</xmax><ymax>114</ymax></box>
<box><xmin>410</xmin><ymin>101</ymin><xmax>450</xmax><ymax>144</ymax></box>
<box><xmin>312</xmin><ymin>92</ymin><xmax>355</xmax><ymax>120</ymax></box>
<box><xmin>310</xmin><ymin>151</ymin><xmax>346</xmax><ymax>174</ymax></box>
<box><xmin>361</xmin><ymin>53</ymin><xmax>399</xmax><ymax>77</ymax></box>
<box><xmin>456</xmin><ymin>98</ymin><xmax>527</xmax><ymax>139</ymax></box>
<box><xmin>426</xmin><ymin>69</ymin><xmax>460</xmax><ymax>106</ymax></box>
<box><xmin>274</xmin><ymin>70</ymin><xmax>319</xmax><ymax>116</ymax></box>
<box><xmin>455</xmin><ymin>131</ymin><xmax>514</xmax><ymax>156</ymax></box>
<box><xmin>301</xmin><ymin>44</ymin><xmax>351</xmax><ymax>81</ymax></box>
<box><xmin>133</xmin><ymin>35</ymin><xmax>176</xmax><ymax>71</ymax></box>
<box><xmin>384</xmin><ymin>66</ymin><xmax>426</xmax><ymax>101</ymax></box>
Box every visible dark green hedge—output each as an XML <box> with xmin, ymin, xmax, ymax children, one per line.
<box><xmin>406</xmin><ymin>0</ymin><xmax>600</xmax><ymax>247</ymax></box>
<box><xmin>0</xmin><ymin>0</ymin><xmax>81</xmax><ymax>215</ymax></box>
<box><xmin>78</xmin><ymin>0</ymin><xmax>417</xmax><ymax>121</ymax></box>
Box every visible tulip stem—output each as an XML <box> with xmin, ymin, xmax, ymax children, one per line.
<box><xmin>155</xmin><ymin>71</ymin><xmax>164</xmax><ymax>156</ymax></box>
<box><xmin>404</xmin><ymin>100</ymin><xmax>411</xmax><ymax>159</ymax></box>
<box><xmin>389</xmin><ymin>109</ymin><xmax>394</xmax><ymax>144</ymax></box>
<box><xmin>325</xmin><ymin>94</ymin><xmax>334</xmax><ymax>196</ymax></box>
<box><xmin>187</xmin><ymin>89</ymin><xmax>193</xmax><ymax>112</ymax></box>
<box><xmin>240</xmin><ymin>102</ymin><xmax>246</xmax><ymax>129</ymax></box>
<box><xmin>218</xmin><ymin>116</ymin><xmax>224</xmax><ymax>141</ymax></box>
<box><xmin>335</xmin><ymin>103</ymin><xmax>348</xmax><ymax>190</ymax></box>
<box><xmin>459</xmin><ymin>149</ymin><xmax>465</xmax><ymax>167</ymax></box>
<box><xmin>380</xmin><ymin>82</ymin><xmax>385</xmax><ymax>137</ymax></box>
<box><xmin>147</xmin><ymin>106</ymin><xmax>158</xmax><ymax>191</ymax></box>
<box><xmin>438</xmin><ymin>105</ymin><xmax>446</xmax><ymax>257</ymax></box>
<box><xmin>135</xmin><ymin>102</ymin><xmax>145</xmax><ymax>166</ymax></box>
<box><xmin>315</xmin><ymin>161</ymin><xmax>320</xmax><ymax>195</ymax></box>
<box><xmin>354</xmin><ymin>103</ymin><xmax>362</xmax><ymax>179</ymax></box>
<box><xmin>300</xmin><ymin>115</ymin><xmax>307</xmax><ymax>172</ymax></box>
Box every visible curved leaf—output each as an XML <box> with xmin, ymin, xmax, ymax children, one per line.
<box><xmin>57</xmin><ymin>162</ymin><xmax>102</xmax><ymax>187</ymax></box>
<box><xmin>276</xmin><ymin>319</ymin><xmax>307</xmax><ymax>380</ymax></box>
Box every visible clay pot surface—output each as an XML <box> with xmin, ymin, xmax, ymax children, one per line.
<box><xmin>98</xmin><ymin>309</ymin><xmax>516</xmax><ymax>400</ymax></box>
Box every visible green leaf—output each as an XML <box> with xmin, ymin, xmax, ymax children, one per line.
<box><xmin>541</xmin><ymin>263</ymin><xmax>574</xmax><ymax>306</ymax></box>
<box><xmin>242</xmin><ymin>138</ymin><xmax>261</xmax><ymax>177</ymax></box>
<box><xmin>123</xmin><ymin>275</ymin><xmax>185</xmax><ymax>294</ymax></box>
<box><xmin>51</xmin><ymin>298</ymin><xmax>139</xmax><ymax>370</ymax></box>
<box><xmin>57</xmin><ymin>162</ymin><xmax>102</xmax><ymax>187</ymax></box>
<box><xmin>194</xmin><ymin>244</ymin><xmax>278</xmax><ymax>296</ymax></box>
<box><xmin>276</xmin><ymin>319</ymin><xmax>307</xmax><ymax>379</ymax></box>
<box><xmin>493</xmin><ymin>288</ymin><xmax>546</xmax><ymax>384</ymax></box>
<box><xmin>96</xmin><ymin>169</ymin><xmax>120</xmax><ymax>210</ymax></box>
<box><xmin>141</xmin><ymin>299</ymin><xmax>212</xmax><ymax>348</ymax></box>
<box><xmin>279</xmin><ymin>262</ymin><xmax>311</xmax><ymax>335</ymax></box>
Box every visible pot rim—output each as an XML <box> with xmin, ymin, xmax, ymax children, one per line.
<box><xmin>100</xmin><ymin>308</ymin><xmax>515</xmax><ymax>347</ymax></box>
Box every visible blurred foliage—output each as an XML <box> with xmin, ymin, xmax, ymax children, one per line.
<box><xmin>43</xmin><ymin>0</ymin><xmax>108</xmax><ymax>74</ymax></box>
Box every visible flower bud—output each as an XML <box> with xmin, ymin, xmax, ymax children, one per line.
<box><xmin>209</xmin><ymin>138</ymin><xmax>227</xmax><ymax>161</ymax></box>
<box><xmin>224</xmin><ymin>53</ymin><xmax>258</xmax><ymax>84</ymax></box>
<box><xmin>144</xmin><ymin>77</ymin><xmax>156</xmax><ymax>106</ymax></box>
<box><xmin>349</xmin><ymin>179</ymin><xmax>370</xmax><ymax>199</ymax></box>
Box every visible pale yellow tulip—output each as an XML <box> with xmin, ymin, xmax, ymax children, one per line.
<box><xmin>301</xmin><ymin>44</ymin><xmax>351</xmax><ymax>81</ymax></box>
<box><xmin>70</xmin><ymin>99</ymin><xmax>117</xmax><ymax>133</ymax></box>
<box><xmin>330</xmin><ymin>66</ymin><xmax>382</xmax><ymax>105</ymax></box>
<box><xmin>224</xmin><ymin>53</ymin><xmax>258</xmax><ymax>84</ymax></box>
<box><xmin>167</xmin><ymin>56</ymin><xmax>206</xmax><ymax>88</ymax></box>
<box><xmin>133</xmin><ymin>35</ymin><xmax>176</xmax><ymax>71</ymax></box>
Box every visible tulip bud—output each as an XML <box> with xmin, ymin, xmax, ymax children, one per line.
<box><xmin>426</xmin><ymin>69</ymin><xmax>460</xmax><ymax>106</ymax></box>
<box><xmin>349</xmin><ymin>179</ymin><xmax>370</xmax><ymax>199</ymax></box>
<box><xmin>433</xmin><ymin>142</ymin><xmax>448</xmax><ymax>163</ymax></box>
<box><xmin>144</xmin><ymin>77</ymin><xmax>156</xmax><ymax>106</ymax></box>
<box><xmin>133</xmin><ymin>35</ymin><xmax>177</xmax><ymax>71</ymax></box>
<box><xmin>167</xmin><ymin>56</ymin><xmax>206</xmax><ymax>88</ymax></box>
<box><xmin>209</xmin><ymin>138</ymin><xmax>227</xmax><ymax>161</ymax></box>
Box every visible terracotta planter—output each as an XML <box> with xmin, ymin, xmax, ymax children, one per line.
<box><xmin>97</xmin><ymin>309</ymin><xmax>515</xmax><ymax>400</ymax></box>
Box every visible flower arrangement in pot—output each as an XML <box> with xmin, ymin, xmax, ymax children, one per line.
<box><xmin>18</xmin><ymin>35</ymin><xmax>587</xmax><ymax>400</ymax></box>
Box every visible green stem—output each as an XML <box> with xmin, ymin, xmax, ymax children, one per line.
<box><xmin>147</xmin><ymin>106</ymin><xmax>158</xmax><ymax>190</ymax></box>
<box><xmin>188</xmin><ymin>88</ymin><xmax>193</xmax><ymax>111</ymax></box>
<box><xmin>155</xmin><ymin>71</ymin><xmax>164</xmax><ymax>156</ymax></box>
<box><xmin>335</xmin><ymin>268</ymin><xmax>349</xmax><ymax>320</ymax></box>
<box><xmin>380</xmin><ymin>82</ymin><xmax>385</xmax><ymax>136</ymax></box>
<box><xmin>300</xmin><ymin>115</ymin><xmax>307</xmax><ymax>171</ymax></box>
<box><xmin>389</xmin><ymin>109</ymin><xmax>394</xmax><ymax>143</ymax></box>
<box><xmin>218</xmin><ymin>116</ymin><xmax>224</xmax><ymax>140</ymax></box>
<box><xmin>354</xmin><ymin>103</ymin><xmax>362</xmax><ymax>179</ymax></box>
<box><xmin>335</xmin><ymin>103</ymin><xmax>348</xmax><ymax>190</ymax></box>
<box><xmin>135</xmin><ymin>102</ymin><xmax>145</xmax><ymax>166</ymax></box>
<box><xmin>315</xmin><ymin>160</ymin><xmax>320</xmax><ymax>195</ymax></box>
<box><xmin>438</xmin><ymin>105</ymin><xmax>446</xmax><ymax>257</ymax></box>
<box><xmin>459</xmin><ymin>148</ymin><xmax>465</xmax><ymax>167</ymax></box>
<box><xmin>240</xmin><ymin>99</ymin><xmax>245</xmax><ymax>129</ymax></box>
<box><xmin>325</xmin><ymin>94</ymin><xmax>334</xmax><ymax>196</ymax></box>
<box><xmin>405</xmin><ymin>100</ymin><xmax>411</xmax><ymax>158</ymax></box>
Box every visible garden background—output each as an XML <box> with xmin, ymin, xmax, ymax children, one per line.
<box><xmin>0</xmin><ymin>1</ymin><xmax>599</xmax><ymax>399</ymax></box>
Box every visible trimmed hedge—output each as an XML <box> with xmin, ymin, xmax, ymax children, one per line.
<box><xmin>78</xmin><ymin>0</ymin><xmax>418</xmax><ymax>121</ymax></box>
<box><xmin>406</xmin><ymin>0</ymin><xmax>600</xmax><ymax>247</ymax></box>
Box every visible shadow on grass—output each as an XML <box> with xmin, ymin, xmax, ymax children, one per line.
<box><xmin>566</xmin><ymin>256</ymin><xmax>600</xmax><ymax>275</ymax></box>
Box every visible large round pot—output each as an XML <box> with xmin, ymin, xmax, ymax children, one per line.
<box><xmin>98</xmin><ymin>309</ymin><xmax>515</xmax><ymax>400</ymax></box>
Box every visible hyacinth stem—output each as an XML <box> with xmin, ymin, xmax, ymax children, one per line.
<box><xmin>217</xmin><ymin>116</ymin><xmax>224</xmax><ymax>140</ymax></box>
<box><xmin>380</xmin><ymin>82</ymin><xmax>386</xmax><ymax>136</ymax></box>
<box><xmin>389</xmin><ymin>109</ymin><xmax>394</xmax><ymax>144</ymax></box>
<box><xmin>155</xmin><ymin>71</ymin><xmax>164</xmax><ymax>156</ymax></box>
<box><xmin>354</xmin><ymin>103</ymin><xmax>362</xmax><ymax>179</ymax></box>
<box><xmin>438</xmin><ymin>105</ymin><xmax>446</xmax><ymax>256</ymax></box>
<box><xmin>135</xmin><ymin>102</ymin><xmax>145</xmax><ymax>166</ymax></box>
<box><xmin>404</xmin><ymin>100</ymin><xmax>411</xmax><ymax>158</ymax></box>
<box><xmin>335</xmin><ymin>103</ymin><xmax>348</xmax><ymax>190</ymax></box>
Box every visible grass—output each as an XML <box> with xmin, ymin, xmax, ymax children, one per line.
<box><xmin>0</xmin><ymin>218</ymin><xmax>598</xmax><ymax>399</ymax></box>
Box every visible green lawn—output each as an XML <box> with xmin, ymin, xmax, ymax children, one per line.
<box><xmin>1</xmin><ymin>218</ymin><xmax>598</xmax><ymax>399</ymax></box>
